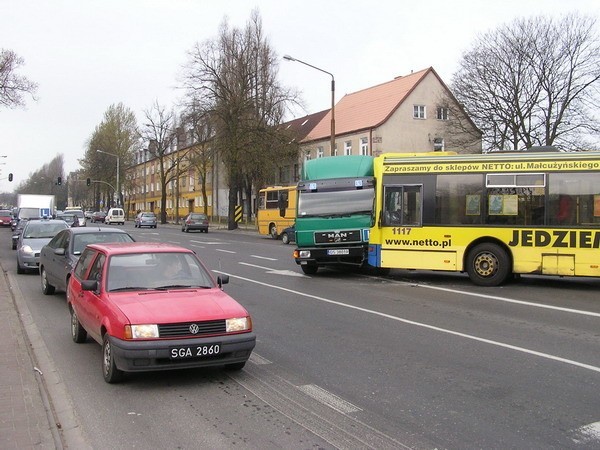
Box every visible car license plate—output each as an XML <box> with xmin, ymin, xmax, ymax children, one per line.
<box><xmin>327</xmin><ymin>249</ymin><xmax>350</xmax><ymax>255</ymax></box>
<box><xmin>170</xmin><ymin>344</ymin><xmax>221</xmax><ymax>359</ymax></box>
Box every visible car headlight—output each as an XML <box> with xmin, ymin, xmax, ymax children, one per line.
<box><xmin>20</xmin><ymin>245</ymin><xmax>34</xmax><ymax>256</ymax></box>
<box><xmin>125</xmin><ymin>324</ymin><xmax>159</xmax><ymax>339</ymax></box>
<box><xmin>226</xmin><ymin>317</ymin><xmax>252</xmax><ymax>332</ymax></box>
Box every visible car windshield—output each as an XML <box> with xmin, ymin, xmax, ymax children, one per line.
<box><xmin>190</xmin><ymin>214</ymin><xmax>206</xmax><ymax>220</ymax></box>
<box><xmin>142</xmin><ymin>213</ymin><xmax>155</xmax><ymax>218</ymax></box>
<box><xmin>106</xmin><ymin>252</ymin><xmax>215</xmax><ymax>291</ymax></box>
<box><xmin>23</xmin><ymin>222</ymin><xmax>68</xmax><ymax>238</ymax></box>
<box><xmin>72</xmin><ymin>232</ymin><xmax>134</xmax><ymax>255</ymax></box>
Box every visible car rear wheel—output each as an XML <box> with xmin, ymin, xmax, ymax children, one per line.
<box><xmin>40</xmin><ymin>268</ymin><xmax>55</xmax><ymax>295</ymax></box>
<box><xmin>70</xmin><ymin>308</ymin><xmax>87</xmax><ymax>343</ymax></box>
<box><xmin>102</xmin><ymin>335</ymin><xmax>123</xmax><ymax>383</ymax></box>
<box><xmin>281</xmin><ymin>232</ymin><xmax>290</xmax><ymax>244</ymax></box>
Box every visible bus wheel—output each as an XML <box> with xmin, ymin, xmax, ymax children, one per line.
<box><xmin>467</xmin><ymin>243</ymin><xmax>511</xmax><ymax>286</ymax></box>
<box><xmin>300</xmin><ymin>264</ymin><xmax>318</xmax><ymax>275</ymax></box>
<box><xmin>270</xmin><ymin>224</ymin><xmax>278</xmax><ymax>239</ymax></box>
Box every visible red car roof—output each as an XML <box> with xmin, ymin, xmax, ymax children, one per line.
<box><xmin>86</xmin><ymin>242</ymin><xmax>193</xmax><ymax>255</ymax></box>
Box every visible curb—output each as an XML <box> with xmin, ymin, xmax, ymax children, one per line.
<box><xmin>2</xmin><ymin>265</ymin><xmax>91</xmax><ymax>449</ymax></box>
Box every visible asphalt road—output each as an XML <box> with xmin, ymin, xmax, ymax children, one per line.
<box><xmin>2</xmin><ymin>222</ymin><xmax>599</xmax><ymax>449</ymax></box>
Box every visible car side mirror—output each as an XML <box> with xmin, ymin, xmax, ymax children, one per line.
<box><xmin>81</xmin><ymin>280</ymin><xmax>98</xmax><ymax>292</ymax></box>
<box><xmin>217</xmin><ymin>274</ymin><xmax>229</xmax><ymax>289</ymax></box>
<box><xmin>54</xmin><ymin>248</ymin><xmax>66</xmax><ymax>256</ymax></box>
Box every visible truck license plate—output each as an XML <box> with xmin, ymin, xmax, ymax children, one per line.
<box><xmin>327</xmin><ymin>249</ymin><xmax>350</xmax><ymax>255</ymax></box>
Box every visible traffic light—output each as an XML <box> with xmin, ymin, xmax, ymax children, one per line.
<box><xmin>57</xmin><ymin>176</ymin><xmax>62</xmax><ymax>185</ymax></box>
<box><xmin>86</xmin><ymin>178</ymin><xmax>91</xmax><ymax>186</ymax></box>
<box><xmin>8</xmin><ymin>173</ymin><xmax>13</xmax><ymax>182</ymax></box>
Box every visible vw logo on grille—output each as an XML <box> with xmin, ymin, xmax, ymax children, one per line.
<box><xmin>189</xmin><ymin>323</ymin><xmax>200</xmax><ymax>334</ymax></box>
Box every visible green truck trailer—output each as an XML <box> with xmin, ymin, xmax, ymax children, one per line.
<box><xmin>293</xmin><ymin>155</ymin><xmax>375</xmax><ymax>274</ymax></box>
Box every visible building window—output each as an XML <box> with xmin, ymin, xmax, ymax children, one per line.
<box><xmin>437</xmin><ymin>107</ymin><xmax>449</xmax><ymax>121</ymax></box>
<box><xmin>344</xmin><ymin>141</ymin><xmax>352</xmax><ymax>156</ymax></box>
<box><xmin>360</xmin><ymin>137</ymin><xmax>369</xmax><ymax>155</ymax></box>
<box><xmin>317</xmin><ymin>146</ymin><xmax>324</xmax><ymax>158</ymax></box>
<box><xmin>433</xmin><ymin>137</ymin><xmax>445</xmax><ymax>151</ymax></box>
<box><xmin>413</xmin><ymin>105</ymin><xmax>426</xmax><ymax>119</ymax></box>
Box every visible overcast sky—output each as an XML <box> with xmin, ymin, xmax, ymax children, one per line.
<box><xmin>1</xmin><ymin>0</ymin><xmax>598</xmax><ymax>192</ymax></box>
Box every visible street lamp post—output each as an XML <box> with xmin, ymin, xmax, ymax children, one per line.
<box><xmin>283</xmin><ymin>55</ymin><xmax>335</xmax><ymax>155</ymax></box>
<box><xmin>96</xmin><ymin>149</ymin><xmax>120</xmax><ymax>207</ymax></box>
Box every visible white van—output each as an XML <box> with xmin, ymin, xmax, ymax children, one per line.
<box><xmin>105</xmin><ymin>208</ymin><xmax>125</xmax><ymax>225</ymax></box>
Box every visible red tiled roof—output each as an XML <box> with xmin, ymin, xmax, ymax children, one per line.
<box><xmin>303</xmin><ymin>67</ymin><xmax>432</xmax><ymax>143</ymax></box>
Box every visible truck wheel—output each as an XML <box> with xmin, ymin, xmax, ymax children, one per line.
<box><xmin>269</xmin><ymin>224</ymin><xmax>278</xmax><ymax>239</ymax></box>
<box><xmin>300</xmin><ymin>264</ymin><xmax>318</xmax><ymax>275</ymax></box>
<box><xmin>466</xmin><ymin>243</ymin><xmax>511</xmax><ymax>286</ymax></box>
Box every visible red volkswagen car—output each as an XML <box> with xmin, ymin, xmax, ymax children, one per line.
<box><xmin>67</xmin><ymin>242</ymin><xmax>255</xmax><ymax>383</ymax></box>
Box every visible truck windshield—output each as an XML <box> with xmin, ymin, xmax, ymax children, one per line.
<box><xmin>298</xmin><ymin>188</ymin><xmax>374</xmax><ymax>217</ymax></box>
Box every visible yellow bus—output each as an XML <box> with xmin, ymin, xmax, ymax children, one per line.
<box><xmin>368</xmin><ymin>150</ymin><xmax>600</xmax><ymax>286</ymax></box>
<box><xmin>257</xmin><ymin>185</ymin><xmax>297</xmax><ymax>239</ymax></box>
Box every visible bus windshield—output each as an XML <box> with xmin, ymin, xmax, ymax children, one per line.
<box><xmin>298</xmin><ymin>188</ymin><xmax>374</xmax><ymax>217</ymax></box>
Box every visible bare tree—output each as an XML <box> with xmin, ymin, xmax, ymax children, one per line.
<box><xmin>0</xmin><ymin>49</ymin><xmax>38</xmax><ymax>109</ymax></box>
<box><xmin>80</xmin><ymin>103</ymin><xmax>139</xmax><ymax>210</ymax></box>
<box><xmin>15</xmin><ymin>155</ymin><xmax>65</xmax><ymax>207</ymax></box>
<box><xmin>140</xmin><ymin>101</ymin><xmax>187</xmax><ymax>224</ymax></box>
<box><xmin>180</xmin><ymin>9</ymin><xmax>299</xmax><ymax>229</ymax></box>
<box><xmin>451</xmin><ymin>14</ymin><xmax>600</xmax><ymax>151</ymax></box>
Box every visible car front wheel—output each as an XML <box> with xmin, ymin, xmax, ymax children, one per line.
<box><xmin>102</xmin><ymin>335</ymin><xmax>123</xmax><ymax>383</ymax></box>
<box><xmin>281</xmin><ymin>232</ymin><xmax>290</xmax><ymax>244</ymax></box>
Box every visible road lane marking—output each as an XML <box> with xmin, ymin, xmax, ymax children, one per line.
<box><xmin>297</xmin><ymin>384</ymin><xmax>362</xmax><ymax>414</ymax></box>
<box><xmin>251</xmin><ymin>255</ymin><xmax>278</xmax><ymax>261</ymax></box>
<box><xmin>402</xmin><ymin>282</ymin><xmax>600</xmax><ymax>318</ymax></box>
<box><xmin>571</xmin><ymin>421</ymin><xmax>600</xmax><ymax>444</ymax></box>
<box><xmin>215</xmin><ymin>249</ymin><xmax>236</xmax><ymax>254</ymax></box>
<box><xmin>239</xmin><ymin>262</ymin><xmax>305</xmax><ymax>277</ymax></box>
<box><xmin>214</xmin><ymin>270</ymin><xmax>600</xmax><ymax>374</ymax></box>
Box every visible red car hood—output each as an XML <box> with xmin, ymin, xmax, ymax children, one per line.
<box><xmin>109</xmin><ymin>288</ymin><xmax>249</xmax><ymax>324</ymax></box>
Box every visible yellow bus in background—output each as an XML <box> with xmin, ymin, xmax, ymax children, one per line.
<box><xmin>368</xmin><ymin>150</ymin><xmax>600</xmax><ymax>286</ymax></box>
<box><xmin>257</xmin><ymin>185</ymin><xmax>296</xmax><ymax>239</ymax></box>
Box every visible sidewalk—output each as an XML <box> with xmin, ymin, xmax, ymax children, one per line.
<box><xmin>0</xmin><ymin>264</ymin><xmax>89</xmax><ymax>449</ymax></box>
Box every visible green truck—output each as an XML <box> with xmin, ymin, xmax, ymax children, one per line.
<box><xmin>293</xmin><ymin>155</ymin><xmax>375</xmax><ymax>274</ymax></box>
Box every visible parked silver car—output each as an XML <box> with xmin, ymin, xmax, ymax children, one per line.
<box><xmin>16</xmin><ymin>219</ymin><xmax>69</xmax><ymax>274</ymax></box>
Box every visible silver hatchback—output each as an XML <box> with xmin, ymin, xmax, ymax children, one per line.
<box><xmin>16</xmin><ymin>219</ymin><xmax>69</xmax><ymax>274</ymax></box>
<box><xmin>134</xmin><ymin>212</ymin><xmax>157</xmax><ymax>228</ymax></box>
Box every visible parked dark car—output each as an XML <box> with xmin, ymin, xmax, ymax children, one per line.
<box><xmin>66</xmin><ymin>242</ymin><xmax>255</xmax><ymax>382</ymax></box>
<box><xmin>11</xmin><ymin>219</ymin><xmax>28</xmax><ymax>250</ymax></box>
<box><xmin>281</xmin><ymin>225</ymin><xmax>296</xmax><ymax>245</ymax></box>
<box><xmin>40</xmin><ymin>227</ymin><xmax>135</xmax><ymax>295</ymax></box>
<box><xmin>90</xmin><ymin>211</ymin><xmax>107</xmax><ymax>223</ymax></box>
<box><xmin>134</xmin><ymin>212</ymin><xmax>157</xmax><ymax>228</ymax></box>
<box><xmin>181</xmin><ymin>213</ymin><xmax>209</xmax><ymax>233</ymax></box>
